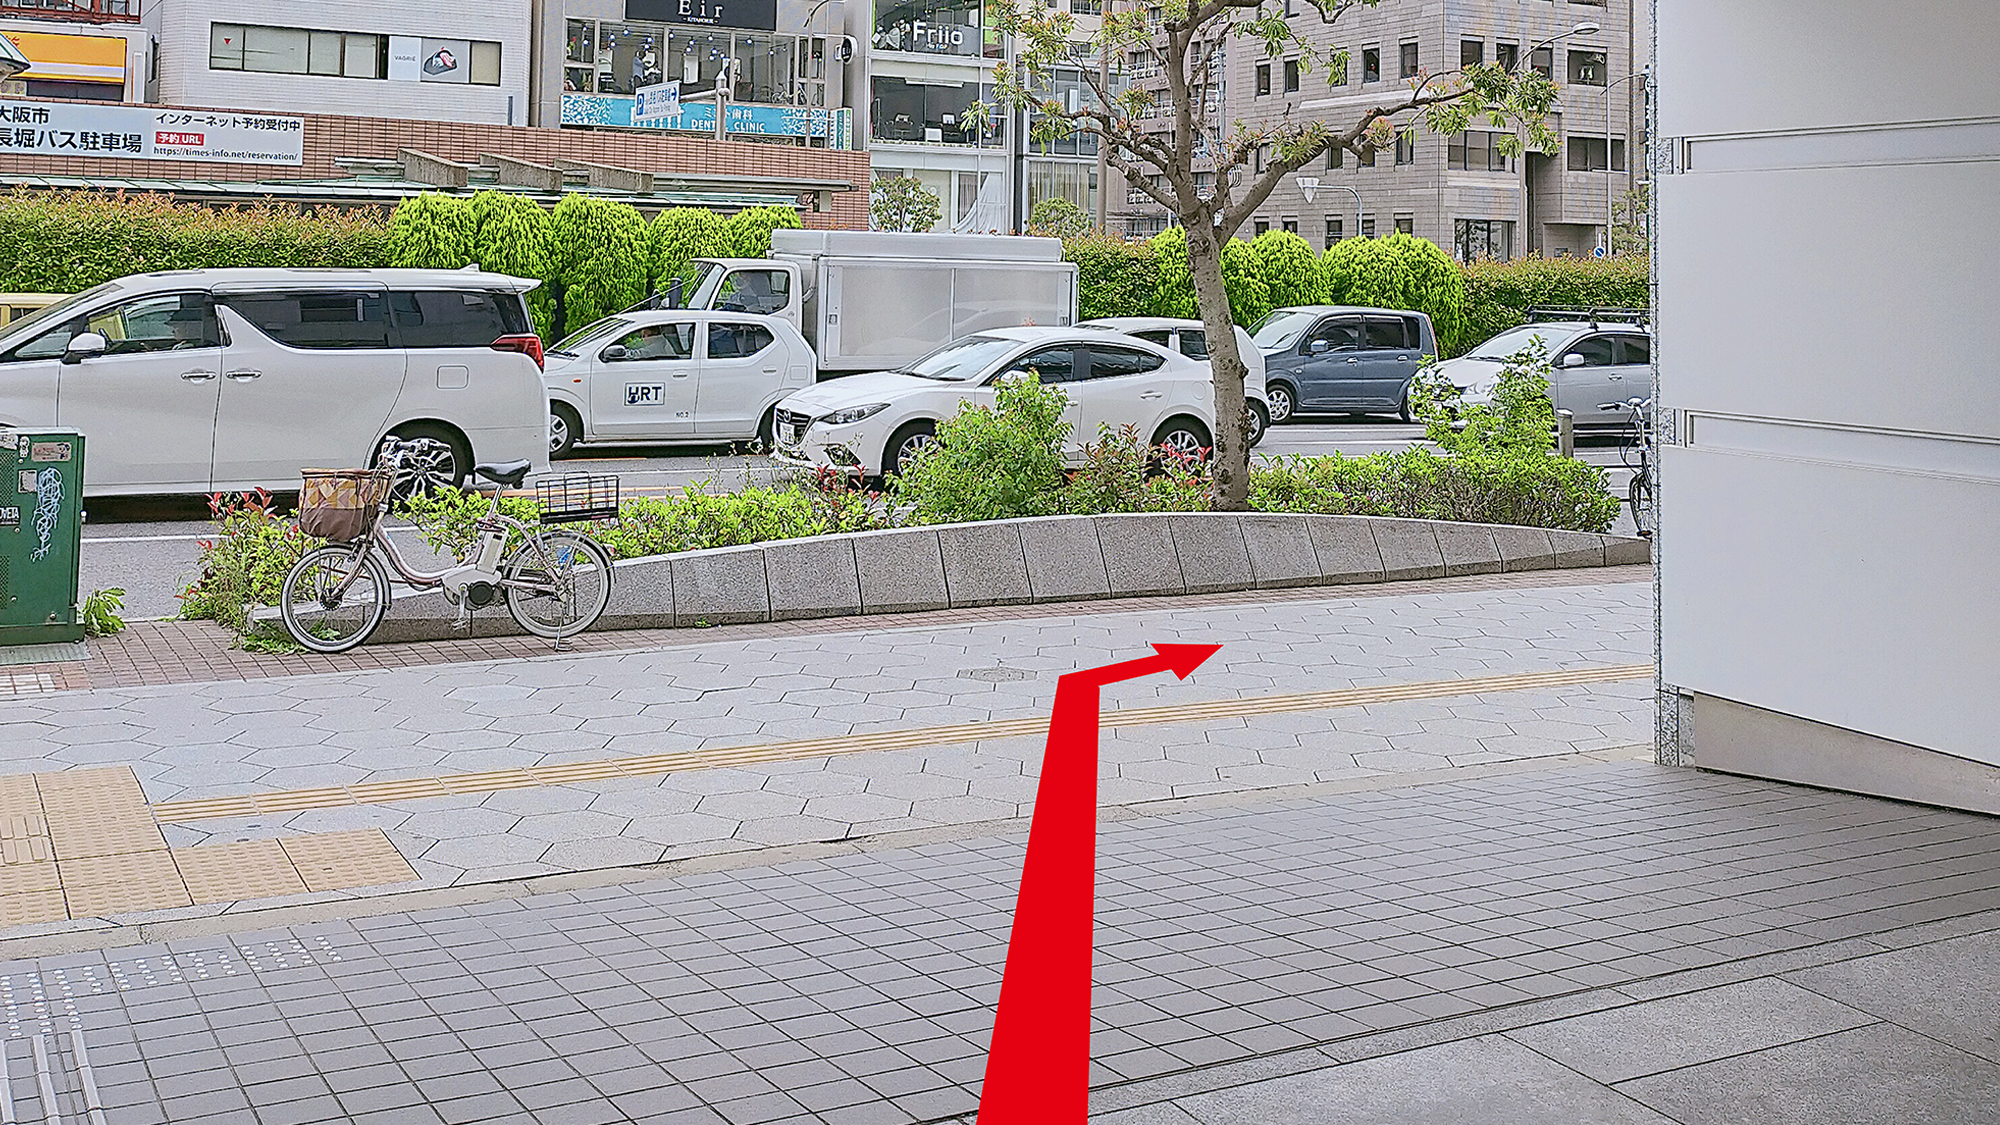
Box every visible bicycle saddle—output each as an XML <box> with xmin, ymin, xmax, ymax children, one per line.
<box><xmin>474</xmin><ymin>460</ymin><xmax>532</xmax><ymax>488</ymax></box>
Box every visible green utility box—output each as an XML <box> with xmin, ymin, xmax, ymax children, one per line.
<box><xmin>0</xmin><ymin>429</ymin><xmax>85</xmax><ymax>645</ymax></box>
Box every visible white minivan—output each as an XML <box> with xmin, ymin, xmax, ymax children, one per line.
<box><xmin>0</xmin><ymin>269</ymin><xmax>549</xmax><ymax>496</ymax></box>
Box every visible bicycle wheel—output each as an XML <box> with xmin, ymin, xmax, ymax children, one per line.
<box><xmin>1628</xmin><ymin>469</ymin><xmax>1656</xmax><ymax>538</ymax></box>
<box><xmin>503</xmin><ymin>528</ymin><xmax>614</xmax><ymax>639</ymax></box>
<box><xmin>280</xmin><ymin>546</ymin><xmax>391</xmax><ymax>653</ymax></box>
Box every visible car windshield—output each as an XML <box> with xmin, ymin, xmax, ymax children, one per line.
<box><xmin>1251</xmin><ymin>310</ymin><xmax>1318</xmax><ymax>352</ymax></box>
<box><xmin>684</xmin><ymin>261</ymin><xmax>722</xmax><ymax>308</ymax></box>
<box><xmin>902</xmin><ymin>335</ymin><xmax>1023</xmax><ymax>381</ymax></box>
<box><xmin>0</xmin><ymin>282</ymin><xmax>120</xmax><ymax>346</ymax></box>
<box><xmin>550</xmin><ymin>316</ymin><xmax>632</xmax><ymax>357</ymax></box>
<box><xmin>1467</xmin><ymin>326</ymin><xmax>1564</xmax><ymax>361</ymax></box>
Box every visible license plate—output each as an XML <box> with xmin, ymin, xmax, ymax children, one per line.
<box><xmin>784</xmin><ymin>425</ymin><xmax>804</xmax><ymax>445</ymax></box>
<box><xmin>626</xmin><ymin>383</ymin><xmax>665</xmax><ymax>406</ymax></box>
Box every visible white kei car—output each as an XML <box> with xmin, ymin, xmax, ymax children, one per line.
<box><xmin>771</xmin><ymin>326</ymin><xmax>1269</xmax><ymax>480</ymax></box>
<box><xmin>542</xmin><ymin>310</ymin><xmax>816</xmax><ymax>457</ymax></box>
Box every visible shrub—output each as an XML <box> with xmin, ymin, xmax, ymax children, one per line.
<box><xmin>1066</xmin><ymin>233</ymin><xmax>1156</xmax><ymax>320</ymax></box>
<box><xmin>1459</xmin><ymin>254</ymin><xmax>1650</xmax><ymax>356</ymax></box>
<box><xmin>721</xmin><ymin>204</ymin><xmax>803</xmax><ymax>258</ymax></box>
<box><xmin>872</xmin><ymin>175</ymin><xmax>943</xmax><ymax>233</ymax></box>
<box><xmin>647</xmin><ymin>207</ymin><xmax>727</xmax><ymax>298</ymax></box>
<box><xmin>546</xmin><ymin>195</ymin><xmax>649</xmax><ymax>338</ymax></box>
<box><xmin>892</xmin><ymin>375</ymin><xmax>1071</xmax><ymax>523</ymax></box>
<box><xmin>0</xmin><ymin>190</ymin><xmax>390</xmax><ymax>292</ymax></box>
<box><xmin>387</xmin><ymin>193</ymin><xmax>477</xmax><ymax>269</ymax></box>
<box><xmin>178</xmin><ymin>490</ymin><xmax>323</xmax><ymax>643</ymax></box>
<box><xmin>469</xmin><ymin>191</ymin><xmax>553</xmax><ymax>334</ymax></box>
<box><xmin>1220</xmin><ymin>237</ymin><xmax>1272</xmax><ymax>327</ymax></box>
<box><xmin>1059</xmin><ymin>424</ymin><xmax>1212</xmax><ymax>514</ymax></box>
<box><xmin>1322</xmin><ymin>233</ymin><xmax>1468</xmax><ymax>356</ymax></box>
<box><xmin>1028</xmin><ymin>197</ymin><xmax>1091</xmax><ymax>239</ymax></box>
<box><xmin>1249</xmin><ymin>230</ymin><xmax>1325</xmax><ymax>309</ymax></box>
<box><xmin>1148</xmin><ymin>226</ymin><xmax>1198</xmax><ymax>319</ymax></box>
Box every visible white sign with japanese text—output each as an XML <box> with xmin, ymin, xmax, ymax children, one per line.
<box><xmin>634</xmin><ymin>81</ymin><xmax>681</xmax><ymax>123</ymax></box>
<box><xmin>0</xmin><ymin>101</ymin><xmax>305</xmax><ymax>165</ymax></box>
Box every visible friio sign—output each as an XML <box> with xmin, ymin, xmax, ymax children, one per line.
<box><xmin>625</xmin><ymin>0</ymin><xmax>777</xmax><ymax>32</ymax></box>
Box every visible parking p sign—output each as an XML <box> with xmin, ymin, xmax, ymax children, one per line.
<box><xmin>635</xmin><ymin>81</ymin><xmax>681</xmax><ymax>123</ymax></box>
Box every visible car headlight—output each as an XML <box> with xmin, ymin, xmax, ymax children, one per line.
<box><xmin>818</xmin><ymin>403</ymin><xmax>890</xmax><ymax>426</ymax></box>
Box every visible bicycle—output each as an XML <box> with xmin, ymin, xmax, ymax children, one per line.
<box><xmin>1599</xmin><ymin>396</ymin><xmax>1655</xmax><ymax>538</ymax></box>
<box><xmin>278</xmin><ymin>440</ymin><xmax>616</xmax><ymax>653</ymax></box>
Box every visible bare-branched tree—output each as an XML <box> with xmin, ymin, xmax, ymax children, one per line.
<box><xmin>988</xmin><ymin>0</ymin><xmax>1562</xmax><ymax>509</ymax></box>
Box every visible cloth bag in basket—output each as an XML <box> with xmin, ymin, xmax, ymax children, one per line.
<box><xmin>298</xmin><ymin>469</ymin><xmax>391</xmax><ymax>543</ymax></box>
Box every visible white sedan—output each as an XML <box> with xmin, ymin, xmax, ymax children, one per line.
<box><xmin>771</xmin><ymin>326</ymin><xmax>1266</xmax><ymax>480</ymax></box>
<box><xmin>542</xmin><ymin>310</ymin><xmax>816</xmax><ymax>456</ymax></box>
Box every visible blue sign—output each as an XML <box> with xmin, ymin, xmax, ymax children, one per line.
<box><xmin>561</xmin><ymin>93</ymin><xmax>852</xmax><ymax>148</ymax></box>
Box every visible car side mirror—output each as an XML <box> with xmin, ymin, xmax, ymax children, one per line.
<box><xmin>1304</xmin><ymin>340</ymin><xmax>1329</xmax><ymax>356</ymax></box>
<box><xmin>1560</xmin><ymin>353</ymin><xmax>1587</xmax><ymax>368</ymax></box>
<box><xmin>62</xmin><ymin>332</ymin><xmax>107</xmax><ymax>364</ymax></box>
<box><xmin>600</xmin><ymin>344</ymin><xmax>628</xmax><ymax>362</ymax></box>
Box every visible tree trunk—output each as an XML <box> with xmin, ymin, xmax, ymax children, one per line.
<box><xmin>1186</xmin><ymin>223</ymin><xmax>1251</xmax><ymax>511</ymax></box>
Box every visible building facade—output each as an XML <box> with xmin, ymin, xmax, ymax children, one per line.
<box><xmin>140</xmin><ymin>0</ymin><xmax>532</xmax><ymax>125</ymax></box>
<box><xmin>0</xmin><ymin>0</ymin><xmax>150</xmax><ymax>104</ymax></box>
<box><xmin>1121</xmin><ymin>0</ymin><xmax>1642</xmax><ymax>258</ymax></box>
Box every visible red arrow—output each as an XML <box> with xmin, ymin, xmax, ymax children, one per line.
<box><xmin>976</xmin><ymin>643</ymin><xmax>1222</xmax><ymax>1125</ymax></box>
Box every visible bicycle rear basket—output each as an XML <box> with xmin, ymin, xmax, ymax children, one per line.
<box><xmin>298</xmin><ymin>468</ymin><xmax>394</xmax><ymax>543</ymax></box>
<box><xmin>537</xmin><ymin>473</ymin><xmax>620</xmax><ymax>524</ymax></box>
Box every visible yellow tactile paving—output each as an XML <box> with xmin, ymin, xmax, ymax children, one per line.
<box><xmin>59</xmin><ymin>850</ymin><xmax>194</xmax><ymax>918</ymax></box>
<box><xmin>145</xmin><ymin>663</ymin><xmax>1656</xmax><ymax>823</ymax></box>
<box><xmin>280</xmin><ymin>830</ymin><xmax>418</xmax><ymax>894</ymax></box>
<box><xmin>0</xmin><ymin>860</ymin><xmax>59</xmax><ymax>896</ymax></box>
<box><xmin>0</xmin><ymin>890</ymin><xmax>69</xmax><ymax>927</ymax></box>
<box><xmin>36</xmin><ymin>766</ymin><xmax>166</xmax><ymax>861</ymax></box>
<box><xmin>0</xmin><ymin>773</ymin><xmax>44</xmax><ymax>819</ymax></box>
<box><xmin>173</xmin><ymin>839</ymin><xmax>310</xmax><ymax>904</ymax></box>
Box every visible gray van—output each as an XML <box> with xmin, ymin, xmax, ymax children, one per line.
<box><xmin>1252</xmin><ymin>306</ymin><xmax>1440</xmax><ymax>423</ymax></box>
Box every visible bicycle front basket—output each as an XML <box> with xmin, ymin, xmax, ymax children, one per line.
<box><xmin>298</xmin><ymin>468</ymin><xmax>393</xmax><ymax>543</ymax></box>
<box><xmin>536</xmin><ymin>473</ymin><xmax>620</xmax><ymax>525</ymax></box>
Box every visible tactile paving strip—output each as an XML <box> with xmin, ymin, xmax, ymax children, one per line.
<box><xmin>36</xmin><ymin>768</ymin><xmax>165</xmax><ymax>862</ymax></box>
<box><xmin>279</xmin><ymin>830</ymin><xmax>417</xmax><ymax>894</ymax></box>
<box><xmin>58</xmin><ymin>851</ymin><xmax>192</xmax><ymax>918</ymax></box>
<box><xmin>172</xmin><ymin>839</ymin><xmax>308</xmax><ymax>903</ymax></box>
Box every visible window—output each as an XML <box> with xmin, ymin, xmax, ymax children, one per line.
<box><xmin>1361</xmin><ymin>48</ymin><xmax>1379</xmax><ymax>83</ymax></box>
<box><xmin>1394</xmin><ymin>129</ymin><xmax>1414</xmax><ymax>165</ymax></box>
<box><xmin>1361</xmin><ymin>216</ymin><xmax>1376</xmax><ymax>237</ymax></box>
<box><xmin>1448</xmin><ymin>131</ymin><xmax>1515</xmax><ymax>171</ymax></box>
<box><xmin>1254</xmin><ymin>144</ymin><xmax>1270</xmax><ymax>172</ymax></box>
<box><xmin>1530</xmin><ymin>46</ymin><xmax>1553</xmax><ymax>79</ymax></box>
<box><xmin>1008</xmin><ymin>346</ymin><xmax>1077</xmax><ymax>383</ymax></box>
<box><xmin>1358</xmin><ymin>143</ymin><xmax>1376</xmax><ymax>166</ymax></box>
<box><xmin>1326</xmin><ymin>145</ymin><xmax>1343</xmax><ymax>169</ymax></box>
<box><xmin>225</xmin><ymin>292</ymin><xmax>391</xmax><ymax>350</ymax></box>
<box><xmin>873</xmin><ymin>0</ymin><xmax>983</xmax><ymax>57</ymax></box>
<box><xmin>1364</xmin><ymin>317</ymin><xmax>1413</xmax><ymax>350</ymax></box>
<box><xmin>1283</xmin><ymin>59</ymin><xmax>1299</xmax><ymax>92</ymax></box>
<box><xmin>714</xmin><ymin>270</ymin><xmax>791</xmax><ymax>315</ymax></box>
<box><xmin>611</xmin><ymin>323</ymin><xmax>697</xmax><ymax>360</ymax></box>
<box><xmin>1454</xmin><ymin>218</ymin><xmax>1513</xmax><ymax>261</ymax></box>
<box><xmin>871</xmin><ymin>76</ymin><xmax>997</xmax><ymax>146</ymax></box>
<box><xmin>1175</xmin><ymin>332</ymin><xmax>1210</xmax><ymax>360</ymax></box>
<box><xmin>1070</xmin><ymin>0</ymin><xmax>1101</xmax><ymax>12</ymax></box>
<box><xmin>1282</xmin><ymin>219</ymin><xmax>1298</xmax><ymax>234</ymax></box>
<box><xmin>1617</xmin><ymin>335</ymin><xmax>1650</xmax><ymax>365</ymax></box>
<box><xmin>1394</xmin><ymin>216</ymin><xmax>1413</xmax><ymax>234</ymax></box>
<box><xmin>1085</xmin><ymin>346</ymin><xmax>1165</xmax><ymax>379</ymax></box>
<box><xmin>470</xmin><ymin>41</ymin><xmax>502</xmax><ymax>86</ymax></box>
<box><xmin>208</xmin><ymin>24</ymin><xmax>457</xmax><ymax>83</ymax></box>
<box><xmin>1255</xmin><ymin>63</ymin><xmax>1270</xmax><ymax>96</ymax></box>
<box><xmin>1460</xmin><ymin>40</ymin><xmax>1483</xmax><ymax>68</ymax></box>
<box><xmin>1566</xmin><ymin>136</ymin><xmax>1627</xmax><ymax>171</ymax></box>
<box><xmin>1307</xmin><ymin>318</ymin><xmax>1362</xmax><ymax>353</ymax></box>
<box><xmin>244</xmin><ymin>26</ymin><xmax>308</xmax><ymax>74</ymax></box>
<box><xmin>709</xmin><ymin>322</ymin><xmax>776</xmax><ymax>359</ymax></box>
<box><xmin>1562</xmin><ymin>335</ymin><xmax>1617</xmax><ymax>367</ymax></box>
<box><xmin>1254</xmin><ymin>220</ymin><xmax>1270</xmax><ymax>236</ymax></box>
<box><xmin>1495</xmin><ymin>43</ymin><xmax>1518</xmax><ymax>72</ymax></box>
<box><xmin>1325</xmin><ymin>217</ymin><xmax>1343</xmax><ymax>246</ymax></box>
<box><xmin>1568</xmin><ymin>50</ymin><xmax>1606</xmax><ymax>86</ymax></box>
<box><xmin>389</xmin><ymin>291</ymin><xmax>528</xmax><ymax>348</ymax></box>
<box><xmin>1399</xmin><ymin>42</ymin><xmax>1419</xmax><ymax>79</ymax></box>
<box><xmin>15</xmin><ymin>293</ymin><xmax>222</xmax><ymax>360</ymax></box>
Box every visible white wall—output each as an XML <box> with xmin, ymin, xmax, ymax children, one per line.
<box><xmin>151</xmin><ymin>0</ymin><xmax>531</xmax><ymax>125</ymax></box>
<box><xmin>1657</xmin><ymin>0</ymin><xmax>2000</xmax><ymax>765</ymax></box>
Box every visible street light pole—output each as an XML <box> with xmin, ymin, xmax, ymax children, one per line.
<box><xmin>1603</xmin><ymin>68</ymin><xmax>1647</xmax><ymax>256</ymax></box>
<box><xmin>1296</xmin><ymin>176</ymin><xmax>1362</xmax><ymax>244</ymax></box>
<box><xmin>1520</xmin><ymin>22</ymin><xmax>1600</xmax><ymax>255</ymax></box>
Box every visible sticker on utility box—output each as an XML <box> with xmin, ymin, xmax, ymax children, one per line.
<box><xmin>28</xmin><ymin>441</ymin><xmax>71</xmax><ymax>463</ymax></box>
<box><xmin>0</xmin><ymin>506</ymin><xmax>18</xmax><ymax>528</ymax></box>
<box><xmin>626</xmin><ymin>384</ymin><xmax>666</xmax><ymax>406</ymax></box>
<box><xmin>17</xmin><ymin>470</ymin><xmax>37</xmax><ymax>494</ymax></box>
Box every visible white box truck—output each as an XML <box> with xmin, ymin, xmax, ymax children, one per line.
<box><xmin>666</xmin><ymin>229</ymin><xmax>1080</xmax><ymax>378</ymax></box>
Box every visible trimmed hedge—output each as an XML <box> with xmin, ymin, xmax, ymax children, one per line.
<box><xmin>1459</xmin><ymin>255</ymin><xmax>1650</xmax><ymax>356</ymax></box>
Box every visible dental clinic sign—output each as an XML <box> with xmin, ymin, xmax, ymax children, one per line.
<box><xmin>0</xmin><ymin>101</ymin><xmax>304</xmax><ymax>165</ymax></box>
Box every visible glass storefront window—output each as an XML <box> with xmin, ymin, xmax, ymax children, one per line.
<box><xmin>870</xmin><ymin>76</ymin><xmax>999</xmax><ymax>146</ymax></box>
<box><xmin>564</xmin><ymin>18</ymin><xmax>825</xmax><ymax>106</ymax></box>
<box><xmin>874</xmin><ymin>0</ymin><xmax>982</xmax><ymax>58</ymax></box>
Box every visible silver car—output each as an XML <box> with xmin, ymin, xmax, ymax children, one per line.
<box><xmin>1434</xmin><ymin>320</ymin><xmax>1652</xmax><ymax>429</ymax></box>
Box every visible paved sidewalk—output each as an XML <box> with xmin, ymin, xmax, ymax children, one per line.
<box><xmin>0</xmin><ymin>571</ymin><xmax>1653</xmax><ymax>914</ymax></box>
<box><xmin>3</xmin><ymin>758</ymin><xmax>1998</xmax><ymax>1125</ymax></box>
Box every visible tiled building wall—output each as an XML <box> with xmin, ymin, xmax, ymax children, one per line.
<box><xmin>0</xmin><ymin>101</ymin><xmax>870</xmax><ymax>228</ymax></box>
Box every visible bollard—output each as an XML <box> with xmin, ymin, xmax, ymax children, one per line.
<box><xmin>1556</xmin><ymin>409</ymin><xmax>1575</xmax><ymax>458</ymax></box>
